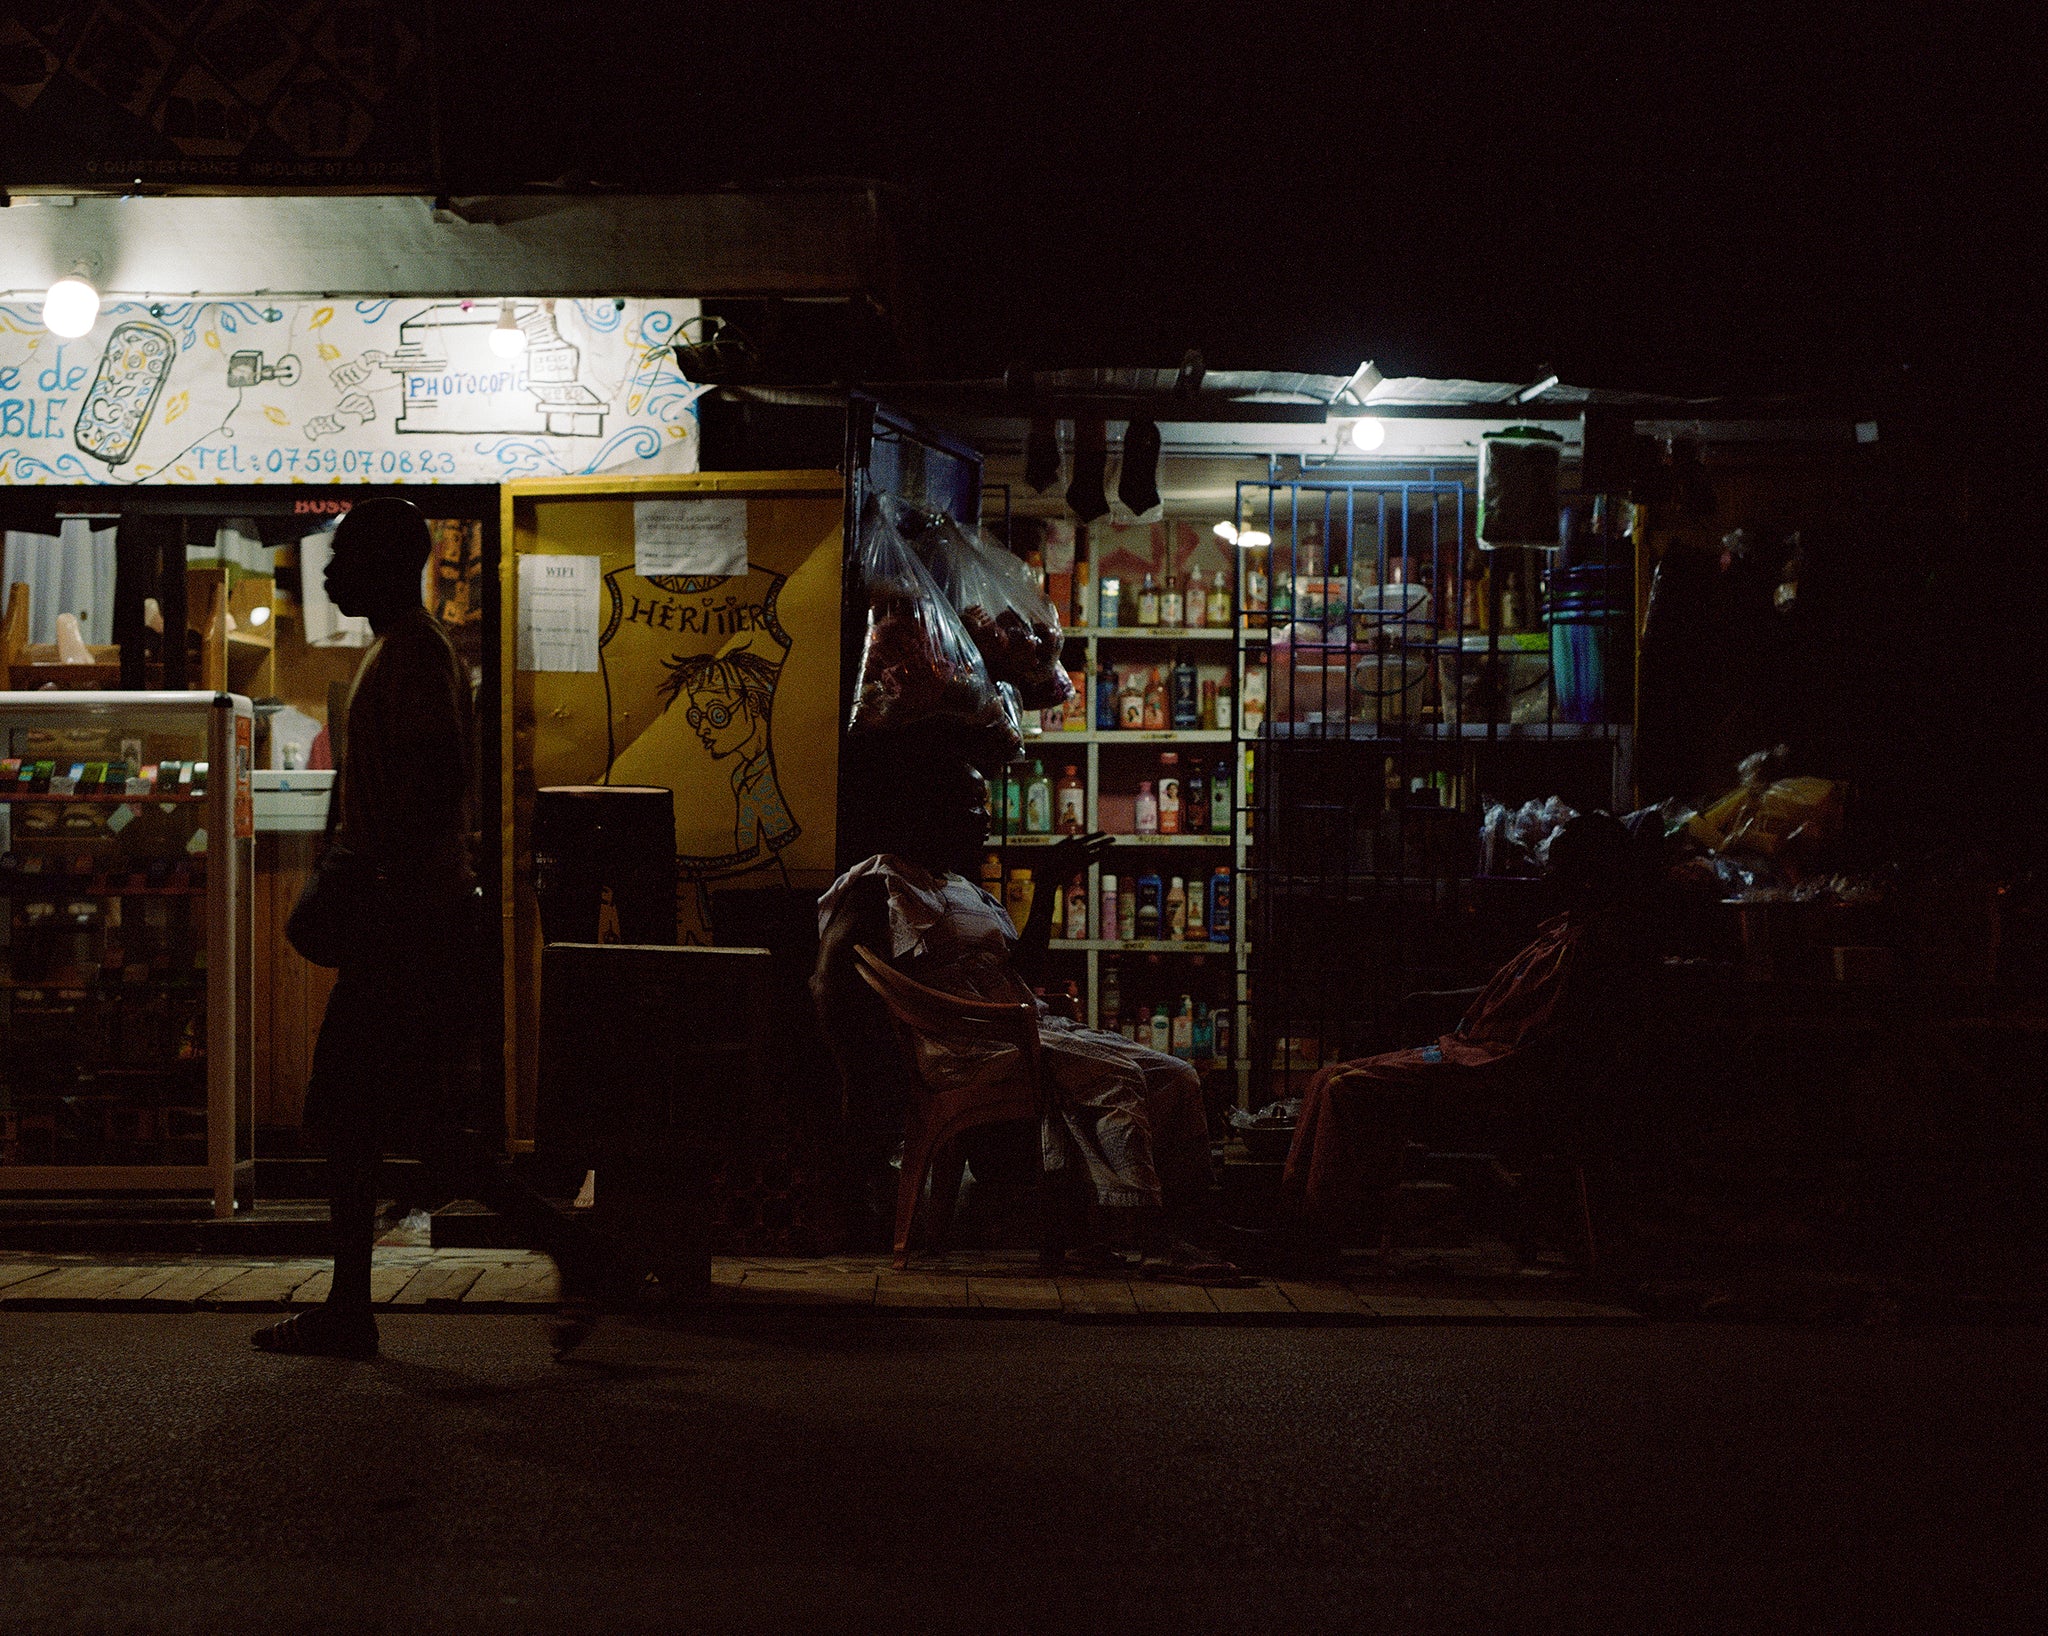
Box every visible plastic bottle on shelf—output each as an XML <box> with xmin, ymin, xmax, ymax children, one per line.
<box><xmin>1096</xmin><ymin>667</ymin><xmax>1119</xmax><ymax>729</ymax></box>
<box><xmin>1209</xmin><ymin>865</ymin><xmax>1233</xmax><ymax>941</ymax></box>
<box><xmin>1210</xmin><ymin>759</ymin><xmax>1232</xmax><ymax>832</ymax></box>
<box><xmin>1201</xmin><ymin>679</ymin><xmax>1217</xmax><ymax>730</ymax></box>
<box><xmin>1055</xmin><ymin>764</ymin><xmax>1085</xmax><ymax>834</ymax></box>
<box><xmin>1244</xmin><ymin>545</ymin><xmax>1269</xmax><ymax>616</ymax></box>
<box><xmin>1208</xmin><ymin>569</ymin><xmax>1232</xmax><ymax>627</ymax></box>
<box><xmin>1170</xmin><ymin>653</ymin><xmax>1199</xmax><ymax>728</ymax></box>
<box><xmin>1133</xmin><ymin>779</ymin><xmax>1159</xmax><ymax>835</ymax></box>
<box><xmin>1171</xmin><ymin>995</ymin><xmax>1194</xmax><ymax>1057</ymax></box>
<box><xmin>1101</xmin><ymin>962</ymin><xmax>1121</xmax><ymax>1032</ymax></box>
<box><xmin>1213</xmin><ymin>1003</ymin><xmax>1233</xmax><ymax>1063</ymax></box>
<box><xmin>1065</xmin><ymin>878</ymin><xmax>1088</xmax><ymax>939</ymax></box>
<box><xmin>1099</xmin><ymin>874</ymin><xmax>1118</xmax><ymax>942</ymax></box>
<box><xmin>981</xmin><ymin>850</ymin><xmax>1004</xmax><ymax>895</ymax></box>
<box><xmin>1185</xmin><ymin>574</ymin><xmax>1206</xmax><ymax>627</ymax></box>
<box><xmin>1062</xmin><ymin>674</ymin><xmax>1088</xmax><ymax>731</ymax></box>
<box><xmin>1161</xmin><ymin>571</ymin><xmax>1184</xmax><ymax>627</ymax></box>
<box><xmin>1118</xmin><ymin>668</ymin><xmax>1146</xmax><ymax>730</ymax></box>
<box><xmin>1143</xmin><ymin>668</ymin><xmax>1167</xmax><ymax>729</ymax></box>
<box><xmin>1073</xmin><ymin>553</ymin><xmax>1093</xmax><ymax>628</ymax></box>
<box><xmin>1136</xmin><ymin>872</ymin><xmax>1163</xmax><ymax>939</ymax></box>
<box><xmin>1150</xmin><ymin>1003</ymin><xmax>1172</xmax><ymax>1054</ymax></box>
<box><xmin>1157</xmin><ymin>753</ymin><xmax>1181</xmax><ymax>834</ymax></box>
<box><xmin>1137</xmin><ymin>572</ymin><xmax>1161</xmax><ymax>627</ymax></box>
<box><xmin>1118</xmin><ymin>884</ymin><xmax>1138</xmax><ymax>941</ymax></box>
<box><xmin>1185</xmin><ymin>764</ymin><xmax>1206</xmax><ymax>829</ymax></box>
<box><xmin>1241</xmin><ymin>663</ymin><xmax>1267</xmax><ymax>734</ymax></box>
<box><xmin>1193</xmin><ymin>1001</ymin><xmax>1213</xmax><ymax>1060</ymax></box>
<box><xmin>1024</xmin><ymin>761</ymin><xmax>1052</xmax><ymax>834</ymax></box>
<box><xmin>1003</xmin><ymin>762</ymin><xmax>1025</xmax><ymax>833</ymax></box>
<box><xmin>1006</xmin><ymin>866</ymin><xmax>1034</xmax><ymax>927</ymax></box>
<box><xmin>1214</xmin><ymin>682</ymin><xmax>1234</xmax><ymax>733</ymax></box>
<box><xmin>1186</xmin><ymin>869</ymin><xmax>1205</xmax><ymax>939</ymax></box>
<box><xmin>1165</xmin><ymin>875</ymin><xmax>1186</xmax><ymax>939</ymax></box>
<box><xmin>1098</xmin><ymin>576</ymin><xmax>1122</xmax><ymax>629</ymax></box>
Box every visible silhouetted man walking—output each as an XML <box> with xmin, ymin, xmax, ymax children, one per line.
<box><xmin>255</xmin><ymin>498</ymin><xmax>609</xmax><ymax>1358</ymax></box>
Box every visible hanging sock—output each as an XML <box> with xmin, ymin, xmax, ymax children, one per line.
<box><xmin>1025</xmin><ymin>415</ymin><xmax>1062</xmax><ymax>494</ymax></box>
<box><xmin>1066</xmin><ymin>416</ymin><xmax>1109</xmax><ymax>523</ymax></box>
<box><xmin>1118</xmin><ymin>417</ymin><xmax>1162</xmax><ymax>516</ymax></box>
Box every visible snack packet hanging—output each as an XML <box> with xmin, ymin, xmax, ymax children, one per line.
<box><xmin>1688</xmin><ymin>745</ymin><xmax>1843</xmax><ymax>861</ymax></box>
<box><xmin>908</xmin><ymin>502</ymin><xmax>1074</xmax><ymax>710</ymax></box>
<box><xmin>850</xmin><ymin>495</ymin><xmax>1018</xmax><ymax>754</ymax></box>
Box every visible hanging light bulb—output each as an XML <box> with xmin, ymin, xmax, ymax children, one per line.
<box><xmin>43</xmin><ymin>264</ymin><xmax>100</xmax><ymax>338</ymax></box>
<box><xmin>1237</xmin><ymin>528</ymin><xmax>1271</xmax><ymax>549</ymax></box>
<box><xmin>488</xmin><ymin>301</ymin><xmax>528</xmax><ymax>359</ymax></box>
<box><xmin>1212</xmin><ymin>521</ymin><xmax>1239</xmax><ymax>544</ymax></box>
<box><xmin>1348</xmin><ymin>416</ymin><xmax>1387</xmax><ymax>453</ymax></box>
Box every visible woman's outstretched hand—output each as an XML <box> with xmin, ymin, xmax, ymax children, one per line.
<box><xmin>1042</xmin><ymin>832</ymin><xmax>1115</xmax><ymax>889</ymax></box>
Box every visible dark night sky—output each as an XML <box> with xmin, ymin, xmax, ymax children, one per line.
<box><xmin>460</xmin><ymin>6</ymin><xmax>2024</xmax><ymax>404</ymax></box>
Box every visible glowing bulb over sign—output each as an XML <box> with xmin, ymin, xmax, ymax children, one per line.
<box><xmin>43</xmin><ymin>273</ymin><xmax>100</xmax><ymax>338</ymax></box>
<box><xmin>1348</xmin><ymin>416</ymin><xmax>1387</xmax><ymax>452</ymax></box>
<box><xmin>488</xmin><ymin>302</ymin><xmax>528</xmax><ymax>359</ymax></box>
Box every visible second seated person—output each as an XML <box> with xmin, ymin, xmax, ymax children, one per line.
<box><xmin>813</xmin><ymin>739</ymin><xmax>1234</xmax><ymax>1280</ymax></box>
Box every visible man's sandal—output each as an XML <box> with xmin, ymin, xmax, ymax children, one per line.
<box><xmin>251</xmin><ymin>1308</ymin><xmax>380</xmax><ymax>1359</ymax></box>
<box><xmin>549</xmin><ymin>1297</ymin><xmax>604</xmax><ymax>1359</ymax></box>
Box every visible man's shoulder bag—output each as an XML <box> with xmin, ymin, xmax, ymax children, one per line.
<box><xmin>285</xmin><ymin>843</ymin><xmax>385</xmax><ymax>969</ymax></box>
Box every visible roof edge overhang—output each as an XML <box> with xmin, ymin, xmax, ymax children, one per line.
<box><xmin>0</xmin><ymin>187</ymin><xmax>893</xmax><ymax>301</ymax></box>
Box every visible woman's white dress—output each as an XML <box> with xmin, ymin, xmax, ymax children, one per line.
<box><xmin>819</xmin><ymin>854</ymin><xmax>1211</xmax><ymax>1208</ymax></box>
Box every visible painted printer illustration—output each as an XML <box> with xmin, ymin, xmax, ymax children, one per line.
<box><xmin>340</xmin><ymin>301</ymin><xmax>610</xmax><ymax>439</ymax></box>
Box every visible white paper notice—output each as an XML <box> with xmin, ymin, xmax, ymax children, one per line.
<box><xmin>517</xmin><ymin>555</ymin><xmax>601</xmax><ymax>673</ymax></box>
<box><xmin>634</xmin><ymin>497</ymin><xmax>749</xmax><ymax>579</ymax></box>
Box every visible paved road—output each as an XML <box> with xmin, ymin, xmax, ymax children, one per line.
<box><xmin>3</xmin><ymin>1311</ymin><xmax>2044</xmax><ymax>1633</ymax></box>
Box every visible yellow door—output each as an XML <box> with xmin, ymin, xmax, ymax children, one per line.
<box><xmin>500</xmin><ymin>471</ymin><xmax>843</xmax><ymax>1145</ymax></box>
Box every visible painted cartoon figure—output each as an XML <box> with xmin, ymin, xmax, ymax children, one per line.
<box><xmin>656</xmin><ymin>648</ymin><xmax>798</xmax><ymax>867</ymax></box>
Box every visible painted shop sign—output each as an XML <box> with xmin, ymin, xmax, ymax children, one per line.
<box><xmin>0</xmin><ymin>297</ymin><xmax>704</xmax><ymax>485</ymax></box>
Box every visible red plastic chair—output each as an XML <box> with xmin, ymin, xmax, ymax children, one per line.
<box><xmin>854</xmin><ymin>945</ymin><xmax>1049</xmax><ymax>1269</ymax></box>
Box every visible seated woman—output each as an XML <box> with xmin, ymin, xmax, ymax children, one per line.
<box><xmin>812</xmin><ymin>742</ymin><xmax>1231</xmax><ymax>1279</ymax></box>
<box><xmin>1281</xmin><ymin>813</ymin><xmax>1645</xmax><ymax>1246</ymax></box>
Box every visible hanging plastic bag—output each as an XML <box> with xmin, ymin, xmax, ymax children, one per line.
<box><xmin>1479</xmin><ymin>795</ymin><xmax>1580</xmax><ymax>877</ymax></box>
<box><xmin>908</xmin><ymin>503</ymin><xmax>1074</xmax><ymax>710</ymax></box>
<box><xmin>850</xmin><ymin>496</ymin><xmax>1018</xmax><ymax>754</ymax></box>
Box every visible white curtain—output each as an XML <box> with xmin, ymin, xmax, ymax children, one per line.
<box><xmin>2</xmin><ymin>521</ymin><xmax>118</xmax><ymax>647</ymax></box>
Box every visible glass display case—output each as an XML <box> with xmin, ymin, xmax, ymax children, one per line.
<box><xmin>0</xmin><ymin>692</ymin><xmax>254</xmax><ymax>1216</ymax></box>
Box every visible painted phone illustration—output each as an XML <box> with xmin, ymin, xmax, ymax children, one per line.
<box><xmin>73</xmin><ymin>322</ymin><xmax>177</xmax><ymax>467</ymax></box>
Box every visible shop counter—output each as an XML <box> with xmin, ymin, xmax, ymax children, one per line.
<box><xmin>250</xmin><ymin>771</ymin><xmax>336</xmax><ymax>1135</ymax></box>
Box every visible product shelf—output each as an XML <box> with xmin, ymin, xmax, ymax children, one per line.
<box><xmin>0</xmin><ymin>792</ymin><xmax>209</xmax><ymax>803</ymax></box>
<box><xmin>984</xmin><ymin>540</ymin><xmax>1255</xmax><ymax>1095</ymax></box>
<box><xmin>1067</xmin><ymin>626</ymin><xmax>1237</xmax><ymax>642</ymax></box>
<box><xmin>1023</xmin><ymin>729</ymin><xmax>1234</xmax><ymax>745</ymax></box>
<box><xmin>1</xmin><ymin>884</ymin><xmax>208</xmax><ymax>897</ymax></box>
<box><xmin>1057</xmin><ymin>939</ymin><xmax>1233</xmax><ymax>955</ymax></box>
<box><xmin>1260</xmin><ymin>721</ymin><xmax>1625</xmax><ymax>742</ymax></box>
<box><xmin>994</xmin><ymin>832</ymin><xmax>1233</xmax><ymax>848</ymax></box>
<box><xmin>0</xmin><ymin>692</ymin><xmax>249</xmax><ymax>1218</ymax></box>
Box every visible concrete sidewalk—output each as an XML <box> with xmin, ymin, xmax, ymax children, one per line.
<box><xmin>0</xmin><ymin>1248</ymin><xmax>1641</xmax><ymax>1324</ymax></box>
